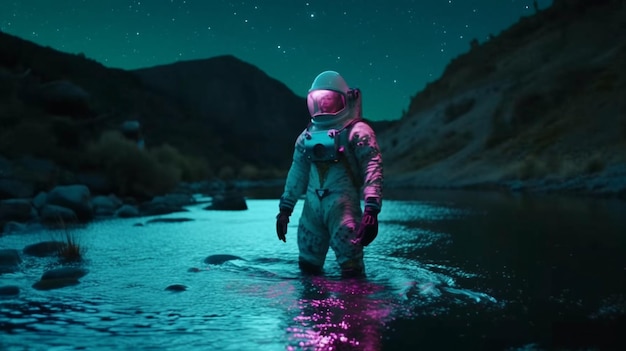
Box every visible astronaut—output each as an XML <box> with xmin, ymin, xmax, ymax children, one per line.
<box><xmin>275</xmin><ymin>71</ymin><xmax>384</xmax><ymax>278</ymax></box>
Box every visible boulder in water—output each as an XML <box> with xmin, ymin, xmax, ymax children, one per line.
<box><xmin>165</xmin><ymin>284</ymin><xmax>187</xmax><ymax>292</ymax></box>
<box><xmin>204</xmin><ymin>254</ymin><xmax>245</xmax><ymax>265</ymax></box>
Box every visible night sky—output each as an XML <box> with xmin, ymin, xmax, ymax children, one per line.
<box><xmin>1</xmin><ymin>0</ymin><xmax>553</xmax><ymax>121</ymax></box>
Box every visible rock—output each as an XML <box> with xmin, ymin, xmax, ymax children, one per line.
<box><xmin>32</xmin><ymin>278</ymin><xmax>80</xmax><ymax>290</ymax></box>
<box><xmin>203</xmin><ymin>191</ymin><xmax>247</xmax><ymax>211</ymax></box>
<box><xmin>151</xmin><ymin>193</ymin><xmax>196</xmax><ymax>208</ymax></box>
<box><xmin>0</xmin><ymin>285</ymin><xmax>19</xmax><ymax>296</ymax></box>
<box><xmin>92</xmin><ymin>194</ymin><xmax>122</xmax><ymax>217</ymax></box>
<box><xmin>2</xmin><ymin>221</ymin><xmax>26</xmax><ymax>234</ymax></box>
<box><xmin>204</xmin><ymin>254</ymin><xmax>245</xmax><ymax>265</ymax></box>
<box><xmin>32</xmin><ymin>191</ymin><xmax>47</xmax><ymax>209</ymax></box>
<box><xmin>115</xmin><ymin>204</ymin><xmax>140</xmax><ymax>218</ymax></box>
<box><xmin>32</xmin><ymin>267</ymin><xmax>89</xmax><ymax>291</ymax></box>
<box><xmin>75</xmin><ymin>172</ymin><xmax>114</xmax><ymax>195</ymax></box>
<box><xmin>23</xmin><ymin>241</ymin><xmax>65</xmax><ymax>257</ymax></box>
<box><xmin>0</xmin><ymin>178</ymin><xmax>35</xmax><ymax>200</ymax></box>
<box><xmin>46</xmin><ymin>184</ymin><xmax>93</xmax><ymax>221</ymax></box>
<box><xmin>16</xmin><ymin>156</ymin><xmax>58</xmax><ymax>183</ymax></box>
<box><xmin>146</xmin><ymin>217</ymin><xmax>194</xmax><ymax>224</ymax></box>
<box><xmin>165</xmin><ymin>284</ymin><xmax>187</xmax><ymax>292</ymax></box>
<box><xmin>41</xmin><ymin>267</ymin><xmax>88</xmax><ymax>280</ymax></box>
<box><xmin>0</xmin><ymin>199</ymin><xmax>36</xmax><ymax>222</ymax></box>
<box><xmin>0</xmin><ymin>249</ymin><xmax>21</xmax><ymax>273</ymax></box>
<box><xmin>39</xmin><ymin>204</ymin><xmax>78</xmax><ymax>224</ymax></box>
<box><xmin>34</xmin><ymin>80</ymin><xmax>91</xmax><ymax>117</ymax></box>
<box><xmin>121</xmin><ymin>120</ymin><xmax>141</xmax><ymax>134</ymax></box>
<box><xmin>139</xmin><ymin>200</ymin><xmax>187</xmax><ymax>217</ymax></box>
<box><xmin>120</xmin><ymin>120</ymin><xmax>145</xmax><ymax>149</ymax></box>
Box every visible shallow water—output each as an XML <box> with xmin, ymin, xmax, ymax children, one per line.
<box><xmin>1</xmin><ymin>190</ymin><xmax>625</xmax><ymax>350</ymax></box>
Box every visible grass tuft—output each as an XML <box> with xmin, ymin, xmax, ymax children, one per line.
<box><xmin>55</xmin><ymin>218</ymin><xmax>86</xmax><ymax>262</ymax></box>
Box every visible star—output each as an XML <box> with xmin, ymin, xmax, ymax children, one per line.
<box><xmin>0</xmin><ymin>0</ymin><xmax>554</xmax><ymax>121</ymax></box>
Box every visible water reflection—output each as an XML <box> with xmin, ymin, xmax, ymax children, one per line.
<box><xmin>286</xmin><ymin>276</ymin><xmax>391</xmax><ymax>351</ymax></box>
<box><xmin>1</xmin><ymin>194</ymin><xmax>624</xmax><ymax>350</ymax></box>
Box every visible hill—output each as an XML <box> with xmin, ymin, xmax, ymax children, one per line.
<box><xmin>378</xmin><ymin>0</ymin><xmax>626</xmax><ymax>197</ymax></box>
<box><xmin>0</xmin><ymin>32</ymin><xmax>308</xmax><ymax>198</ymax></box>
<box><xmin>132</xmin><ymin>56</ymin><xmax>309</xmax><ymax>171</ymax></box>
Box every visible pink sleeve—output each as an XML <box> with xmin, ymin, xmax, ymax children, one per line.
<box><xmin>349</xmin><ymin>121</ymin><xmax>383</xmax><ymax>211</ymax></box>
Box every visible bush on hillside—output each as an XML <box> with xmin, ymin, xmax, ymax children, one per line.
<box><xmin>85</xmin><ymin>131</ymin><xmax>182</xmax><ymax>197</ymax></box>
<box><xmin>150</xmin><ymin>143</ymin><xmax>211</xmax><ymax>182</ymax></box>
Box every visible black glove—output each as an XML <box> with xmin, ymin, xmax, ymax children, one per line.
<box><xmin>355</xmin><ymin>207</ymin><xmax>379</xmax><ymax>246</ymax></box>
<box><xmin>276</xmin><ymin>208</ymin><xmax>292</xmax><ymax>242</ymax></box>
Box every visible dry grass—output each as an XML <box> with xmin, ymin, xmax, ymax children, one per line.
<box><xmin>55</xmin><ymin>218</ymin><xmax>86</xmax><ymax>262</ymax></box>
<box><xmin>57</xmin><ymin>229</ymin><xmax>86</xmax><ymax>262</ymax></box>
<box><xmin>85</xmin><ymin>131</ymin><xmax>184</xmax><ymax>197</ymax></box>
<box><xmin>507</xmin><ymin>149</ymin><xmax>609</xmax><ymax>181</ymax></box>
<box><xmin>400</xmin><ymin>131</ymin><xmax>473</xmax><ymax>171</ymax></box>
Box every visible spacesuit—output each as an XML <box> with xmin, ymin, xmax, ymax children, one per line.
<box><xmin>276</xmin><ymin>71</ymin><xmax>383</xmax><ymax>278</ymax></box>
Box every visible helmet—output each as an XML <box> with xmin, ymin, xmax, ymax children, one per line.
<box><xmin>307</xmin><ymin>71</ymin><xmax>359</xmax><ymax>128</ymax></box>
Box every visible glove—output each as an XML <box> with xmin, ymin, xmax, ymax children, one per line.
<box><xmin>276</xmin><ymin>208</ymin><xmax>292</xmax><ymax>242</ymax></box>
<box><xmin>355</xmin><ymin>207</ymin><xmax>379</xmax><ymax>246</ymax></box>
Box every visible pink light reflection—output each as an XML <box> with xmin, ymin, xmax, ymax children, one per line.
<box><xmin>307</xmin><ymin>89</ymin><xmax>347</xmax><ymax>116</ymax></box>
<box><xmin>286</xmin><ymin>276</ymin><xmax>393</xmax><ymax>351</ymax></box>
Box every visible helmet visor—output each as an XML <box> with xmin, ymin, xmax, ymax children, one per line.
<box><xmin>307</xmin><ymin>90</ymin><xmax>346</xmax><ymax>117</ymax></box>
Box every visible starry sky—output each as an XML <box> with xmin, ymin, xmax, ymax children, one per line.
<box><xmin>1</xmin><ymin>0</ymin><xmax>553</xmax><ymax>121</ymax></box>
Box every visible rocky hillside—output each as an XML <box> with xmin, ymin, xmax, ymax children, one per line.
<box><xmin>378</xmin><ymin>0</ymin><xmax>626</xmax><ymax>196</ymax></box>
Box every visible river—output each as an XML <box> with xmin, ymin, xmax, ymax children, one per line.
<box><xmin>0</xmin><ymin>189</ymin><xmax>624</xmax><ymax>350</ymax></box>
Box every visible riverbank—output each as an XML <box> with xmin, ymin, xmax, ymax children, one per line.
<box><xmin>383</xmin><ymin>161</ymin><xmax>626</xmax><ymax>200</ymax></box>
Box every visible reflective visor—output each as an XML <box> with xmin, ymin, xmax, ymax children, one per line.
<box><xmin>307</xmin><ymin>89</ymin><xmax>346</xmax><ymax>117</ymax></box>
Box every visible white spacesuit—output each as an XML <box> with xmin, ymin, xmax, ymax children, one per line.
<box><xmin>276</xmin><ymin>71</ymin><xmax>383</xmax><ymax>278</ymax></box>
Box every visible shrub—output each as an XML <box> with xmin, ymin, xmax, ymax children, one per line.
<box><xmin>57</xmin><ymin>227</ymin><xmax>86</xmax><ymax>262</ymax></box>
<box><xmin>85</xmin><ymin>131</ymin><xmax>180</xmax><ymax>197</ymax></box>
<box><xmin>150</xmin><ymin>143</ymin><xmax>210</xmax><ymax>182</ymax></box>
<box><xmin>239</xmin><ymin>163</ymin><xmax>260</xmax><ymax>180</ymax></box>
<box><xmin>53</xmin><ymin>218</ymin><xmax>86</xmax><ymax>262</ymax></box>
<box><xmin>218</xmin><ymin>165</ymin><xmax>236</xmax><ymax>180</ymax></box>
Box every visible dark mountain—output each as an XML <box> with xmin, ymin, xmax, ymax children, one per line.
<box><xmin>0</xmin><ymin>31</ymin><xmax>308</xmax><ymax>185</ymax></box>
<box><xmin>132</xmin><ymin>56</ymin><xmax>309</xmax><ymax>171</ymax></box>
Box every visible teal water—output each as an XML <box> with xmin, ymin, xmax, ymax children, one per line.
<box><xmin>0</xmin><ymin>190</ymin><xmax>625</xmax><ymax>350</ymax></box>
